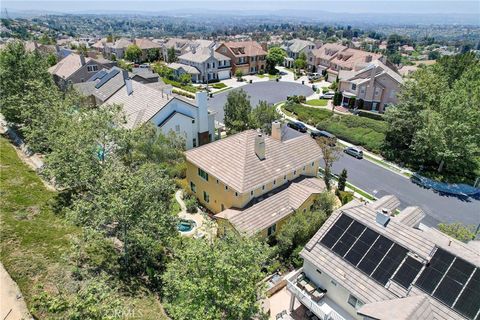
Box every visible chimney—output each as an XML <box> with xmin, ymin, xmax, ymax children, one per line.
<box><xmin>210</xmin><ymin>46</ymin><xmax>214</xmax><ymax>57</ymax></box>
<box><xmin>124</xmin><ymin>73</ymin><xmax>133</xmax><ymax>95</ymax></box>
<box><xmin>365</xmin><ymin>55</ymin><xmax>373</xmax><ymax>63</ymax></box>
<box><xmin>191</xmin><ymin>44</ymin><xmax>196</xmax><ymax>54</ymax></box>
<box><xmin>271</xmin><ymin>120</ymin><xmax>282</xmax><ymax>141</ymax></box>
<box><xmin>376</xmin><ymin>209</ymin><xmax>391</xmax><ymax>227</ymax></box>
<box><xmin>196</xmin><ymin>91</ymin><xmax>208</xmax><ymax>133</ymax></box>
<box><xmin>80</xmin><ymin>53</ymin><xmax>86</xmax><ymax>66</ymax></box>
<box><xmin>255</xmin><ymin>130</ymin><xmax>266</xmax><ymax>160</ymax></box>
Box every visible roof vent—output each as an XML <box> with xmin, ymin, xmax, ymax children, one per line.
<box><xmin>376</xmin><ymin>209</ymin><xmax>390</xmax><ymax>227</ymax></box>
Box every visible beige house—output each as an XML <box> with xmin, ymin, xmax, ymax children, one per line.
<box><xmin>307</xmin><ymin>43</ymin><xmax>347</xmax><ymax>75</ymax></box>
<box><xmin>216</xmin><ymin>41</ymin><xmax>267</xmax><ymax>75</ymax></box>
<box><xmin>185</xmin><ymin>122</ymin><xmax>325</xmax><ymax>237</ymax></box>
<box><xmin>286</xmin><ymin>195</ymin><xmax>480</xmax><ymax>320</ymax></box>
<box><xmin>338</xmin><ymin>60</ymin><xmax>403</xmax><ymax>113</ymax></box>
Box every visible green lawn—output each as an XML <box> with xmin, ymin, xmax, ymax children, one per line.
<box><xmin>162</xmin><ymin>78</ymin><xmax>199</xmax><ymax>93</ymax></box>
<box><xmin>0</xmin><ymin>137</ymin><xmax>166</xmax><ymax>319</ymax></box>
<box><xmin>282</xmin><ymin>103</ymin><xmax>387</xmax><ymax>153</ymax></box>
<box><xmin>305</xmin><ymin>99</ymin><xmax>329</xmax><ymax>107</ymax></box>
<box><xmin>211</xmin><ymin>82</ymin><xmax>227</xmax><ymax>89</ymax></box>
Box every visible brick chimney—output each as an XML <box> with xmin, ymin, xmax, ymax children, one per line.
<box><xmin>254</xmin><ymin>130</ymin><xmax>266</xmax><ymax>160</ymax></box>
<box><xmin>365</xmin><ymin>55</ymin><xmax>373</xmax><ymax>63</ymax></box>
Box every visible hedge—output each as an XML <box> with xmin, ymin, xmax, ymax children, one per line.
<box><xmin>172</xmin><ymin>89</ymin><xmax>195</xmax><ymax>99</ymax></box>
<box><xmin>163</xmin><ymin>78</ymin><xmax>199</xmax><ymax>93</ymax></box>
<box><xmin>211</xmin><ymin>82</ymin><xmax>227</xmax><ymax>89</ymax></box>
<box><xmin>357</xmin><ymin>110</ymin><xmax>384</xmax><ymax>121</ymax></box>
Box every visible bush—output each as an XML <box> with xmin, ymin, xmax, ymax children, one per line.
<box><xmin>333</xmin><ymin>91</ymin><xmax>342</xmax><ymax>106</ymax></box>
<box><xmin>211</xmin><ymin>82</ymin><xmax>227</xmax><ymax>89</ymax></box>
<box><xmin>287</xmin><ymin>95</ymin><xmax>306</xmax><ymax>104</ymax></box>
<box><xmin>337</xmin><ymin>190</ymin><xmax>354</xmax><ymax>205</ymax></box>
<box><xmin>357</xmin><ymin>110</ymin><xmax>384</xmax><ymax>121</ymax></box>
<box><xmin>172</xmin><ymin>89</ymin><xmax>195</xmax><ymax>99</ymax></box>
<box><xmin>258</xmin><ymin>69</ymin><xmax>265</xmax><ymax>75</ymax></box>
<box><xmin>322</xmin><ymin>87</ymin><xmax>330</xmax><ymax>93</ymax></box>
<box><xmin>184</xmin><ymin>194</ymin><xmax>198</xmax><ymax>213</ymax></box>
<box><xmin>163</xmin><ymin>78</ymin><xmax>199</xmax><ymax>93</ymax></box>
<box><xmin>283</xmin><ymin>102</ymin><xmax>333</xmax><ymax>125</ymax></box>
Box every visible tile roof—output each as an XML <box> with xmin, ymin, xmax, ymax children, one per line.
<box><xmin>394</xmin><ymin>206</ymin><xmax>425</xmax><ymax>228</ymax></box>
<box><xmin>301</xmin><ymin>196</ymin><xmax>480</xmax><ymax>320</ymax></box>
<box><xmin>73</xmin><ymin>67</ymin><xmax>125</xmax><ymax>102</ymax></box>
<box><xmin>329</xmin><ymin>48</ymin><xmax>383</xmax><ymax>70</ymax></box>
<box><xmin>285</xmin><ymin>39</ymin><xmax>315</xmax><ymax>53</ymax></box>
<box><xmin>311</xmin><ymin>43</ymin><xmax>347</xmax><ymax>60</ymax></box>
<box><xmin>339</xmin><ymin>60</ymin><xmax>403</xmax><ymax>85</ymax></box>
<box><xmin>222</xmin><ymin>41</ymin><xmax>267</xmax><ymax>57</ymax></box>
<box><xmin>357</xmin><ymin>295</ymin><xmax>434</xmax><ymax>320</ymax></box>
<box><xmin>111</xmin><ymin>38</ymin><xmax>133</xmax><ymax>49</ymax></box>
<box><xmin>48</xmin><ymin>53</ymin><xmax>91</xmax><ymax>79</ymax></box>
<box><xmin>167</xmin><ymin>62</ymin><xmax>200</xmax><ymax>74</ymax></box>
<box><xmin>185</xmin><ymin>129</ymin><xmax>322</xmax><ymax>193</ymax></box>
<box><xmin>179</xmin><ymin>47</ymin><xmax>230</xmax><ymax>63</ymax></box>
<box><xmin>216</xmin><ymin>177</ymin><xmax>325</xmax><ymax>235</ymax></box>
<box><xmin>134</xmin><ymin>38</ymin><xmax>162</xmax><ymax>50</ymax></box>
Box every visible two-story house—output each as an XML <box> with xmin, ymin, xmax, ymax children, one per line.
<box><xmin>286</xmin><ymin>195</ymin><xmax>480</xmax><ymax>320</ymax></box>
<box><xmin>338</xmin><ymin>60</ymin><xmax>403</xmax><ymax>113</ymax></box>
<box><xmin>162</xmin><ymin>38</ymin><xmax>215</xmax><ymax>61</ymax></box>
<box><xmin>216</xmin><ymin>41</ymin><xmax>267</xmax><ymax>75</ymax></box>
<box><xmin>103</xmin><ymin>38</ymin><xmax>133</xmax><ymax>60</ymax></box>
<box><xmin>185</xmin><ymin>122</ymin><xmax>325</xmax><ymax>237</ymax></box>
<box><xmin>48</xmin><ymin>53</ymin><xmax>116</xmax><ymax>89</ymax></box>
<box><xmin>307</xmin><ymin>43</ymin><xmax>347</xmax><ymax>75</ymax></box>
<box><xmin>282</xmin><ymin>39</ymin><xmax>317</xmax><ymax>68</ymax></box>
<box><xmin>74</xmin><ymin>67</ymin><xmax>215</xmax><ymax>149</ymax></box>
<box><xmin>327</xmin><ymin>48</ymin><xmax>384</xmax><ymax>82</ymax></box>
<box><xmin>176</xmin><ymin>46</ymin><xmax>231</xmax><ymax>83</ymax></box>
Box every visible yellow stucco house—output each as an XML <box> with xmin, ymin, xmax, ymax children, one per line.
<box><xmin>185</xmin><ymin>121</ymin><xmax>326</xmax><ymax>237</ymax></box>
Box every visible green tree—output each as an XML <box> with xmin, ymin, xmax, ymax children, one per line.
<box><xmin>294</xmin><ymin>51</ymin><xmax>307</xmax><ymax>72</ymax></box>
<box><xmin>337</xmin><ymin>169</ymin><xmax>347</xmax><ymax>191</ymax></box>
<box><xmin>153</xmin><ymin>63</ymin><xmax>174</xmax><ymax>79</ymax></box>
<box><xmin>162</xmin><ymin>235</ymin><xmax>271</xmax><ymax>320</ymax></box>
<box><xmin>125</xmin><ymin>44</ymin><xmax>142</xmax><ymax>63</ymax></box>
<box><xmin>46</xmin><ymin>52</ymin><xmax>57</xmax><ymax>66</ymax></box>
<box><xmin>235</xmin><ymin>69</ymin><xmax>244</xmax><ymax>81</ymax></box>
<box><xmin>167</xmin><ymin>47</ymin><xmax>177</xmax><ymax>63</ymax></box>
<box><xmin>428</xmin><ymin>50</ymin><xmax>441</xmax><ymax>60</ymax></box>
<box><xmin>249</xmin><ymin>100</ymin><xmax>280</xmax><ymax>134</ymax></box>
<box><xmin>106</xmin><ymin>34</ymin><xmax>114</xmax><ymax>43</ymax></box>
<box><xmin>223</xmin><ymin>89</ymin><xmax>252</xmax><ymax>134</ymax></box>
<box><xmin>146</xmin><ymin>48</ymin><xmax>160</xmax><ymax>62</ymax></box>
<box><xmin>179</xmin><ymin>73</ymin><xmax>192</xmax><ymax>85</ymax></box>
<box><xmin>76</xmin><ymin>44</ymin><xmax>88</xmax><ymax>56</ymax></box>
<box><xmin>266</xmin><ymin>46</ymin><xmax>286</xmax><ymax>74</ymax></box>
<box><xmin>0</xmin><ymin>40</ymin><xmax>53</xmax><ymax>124</ymax></box>
<box><xmin>316</xmin><ymin>137</ymin><xmax>341</xmax><ymax>190</ymax></box>
<box><xmin>438</xmin><ymin>223</ymin><xmax>478</xmax><ymax>242</ymax></box>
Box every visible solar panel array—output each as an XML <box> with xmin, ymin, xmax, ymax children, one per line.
<box><xmin>95</xmin><ymin>69</ymin><xmax>120</xmax><ymax>89</ymax></box>
<box><xmin>320</xmin><ymin>214</ymin><xmax>412</xmax><ymax>286</ymax></box>
<box><xmin>319</xmin><ymin>214</ymin><xmax>480</xmax><ymax>320</ymax></box>
<box><xmin>416</xmin><ymin>248</ymin><xmax>480</xmax><ymax>320</ymax></box>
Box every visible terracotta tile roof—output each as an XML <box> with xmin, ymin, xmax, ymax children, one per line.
<box><xmin>222</xmin><ymin>41</ymin><xmax>267</xmax><ymax>57</ymax></box>
<box><xmin>134</xmin><ymin>38</ymin><xmax>162</xmax><ymax>50</ymax></box>
<box><xmin>329</xmin><ymin>48</ymin><xmax>382</xmax><ymax>70</ymax></box>
<box><xmin>185</xmin><ymin>129</ymin><xmax>322</xmax><ymax>193</ymax></box>
<box><xmin>311</xmin><ymin>43</ymin><xmax>347</xmax><ymax>60</ymax></box>
<box><xmin>216</xmin><ymin>177</ymin><xmax>325</xmax><ymax>235</ymax></box>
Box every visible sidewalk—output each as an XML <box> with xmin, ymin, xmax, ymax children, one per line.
<box><xmin>276</xmin><ymin>102</ymin><xmax>413</xmax><ymax>179</ymax></box>
<box><xmin>0</xmin><ymin>263</ymin><xmax>32</xmax><ymax>320</ymax></box>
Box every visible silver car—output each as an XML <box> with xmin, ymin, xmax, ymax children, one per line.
<box><xmin>344</xmin><ymin>146</ymin><xmax>363</xmax><ymax>159</ymax></box>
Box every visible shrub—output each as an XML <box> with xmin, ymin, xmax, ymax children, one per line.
<box><xmin>357</xmin><ymin>109</ymin><xmax>384</xmax><ymax>121</ymax></box>
<box><xmin>322</xmin><ymin>87</ymin><xmax>330</xmax><ymax>93</ymax></box>
<box><xmin>337</xmin><ymin>190</ymin><xmax>354</xmax><ymax>205</ymax></box>
<box><xmin>333</xmin><ymin>91</ymin><xmax>342</xmax><ymax>106</ymax></box>
<box><xmin>286</xmin><ymin>95</ymin><xmax>306</xmax><ymax>104</ymax></box>
<box><xmin>258</xmin><ymin>69</ymin><xmax>265</xmax><ymax>75</ymax></box>
<box><xmin>211</xmin><ymin>82</ymin><xmax>227</xmax><ymax>89</ymax></box>
<box><xmin>172</xmin><ymin>89</ymin><xmax>195</xmax><ymax>99</ymax></box>
<box><xmin>184</xmin><ymin>194</ymin><xmax>198</xmax><ymax>213</ymax></box>
<box><xmin>283</xmin><ymin>102</ymin><xmax>332</xmax><ymax>125</ymax></box>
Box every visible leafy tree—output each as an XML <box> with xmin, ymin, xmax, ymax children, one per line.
<box><xmin>438</xmin><ymin>223</ymin><xmax>478</xmax><ymax>242</ymax></box>
<box><xmin>125</xmin><ymin>44</ymin><xmax>142</xmax><ymax>63</ymax></box>
<box><xmin>146</xmin><ymin>48</ymin><xmax>160</xmax><ymax>62</ymax></box>
<box><xmin>223</xmin><ymin>89</ymin><xmax>252</xmax><ymax>134</ymax></box>
<box><xmin>167</xmin><ymin>47</ymin><xmax>177</xmax><ymax>63</ymax></box>
<box><xmin>162</xmin><ymin>235</ymin><xmax>271</xmax><ymax>320</ymax></box>
<box><xmin>337</xmin><ymin>169</ymin><xmax>347</xmax><ymax>191</ymax></box>
<box><xmin>153</xmin><ymin>63</ymin><xmax>174</xmax><ymax>79</ymax></box>
<box><xmin>249</xmin><ymin>100</ymin><xmax>280</xmax><ymax>134</ymax></box>
<box><xmin>106</xmin><ymin>34</ymin><xmax>114</xmax><ymax>43</ymax></box>
<box><xmin>428</xmin><ymin>50</ymin><xmax>441</xmax><ymax>60</ymax></box>
<box><xmin>76</xmin><ymin>44</ymin><xmax>88</xmax><ymax>56</ymax></box>
<box><xmin>46</xmin><ymin>52</ymin><xmax>57</xmax><ymax>66</ymax></box>
<box><xmin>294</xmin><ymin>51</ymin><xmax>307</xmax><ymax>71</ymax></box>
<box><xmin>316</xmin><ymin>137</ymin><xmax>341</xmax><ymax>190</ymax></box>
<box><xmin>67</xmin><ymin>161</ymin><xmax>176</xmax><ymax>276</ymax></box>
<box><xmin>179</xmin><ymin>73</ymin><xmax>192</xmax><ymax>85</ymax></box>
<box><xmin>266</xmin><ymin>46</ymin><xmax>286</xmax><ymax>74</ymax></box>
<box><xmin>0</xmin><ymin>40</ymin><xmax>53</xmax><ymax>124</ymax></box>
<box><xmin>235</xmin><ymin>69</ymin><xmax>244</xmax><ymax>81</ymax></box>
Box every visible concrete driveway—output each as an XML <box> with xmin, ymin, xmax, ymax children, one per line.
<box><xmin>208</xmin><ymin>81</ymin><xmax>315</xmax><ymax>124</ymax></box>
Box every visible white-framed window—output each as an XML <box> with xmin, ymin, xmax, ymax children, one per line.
<box><xmin>175</xmin><ymin>124</ymin><xmax>180</xmax><ymax>132</ymax></box>
<box><xmin>347</xmin><ymin>294</ymin><xmax>364</xmax><ymax>309</ymax></box>
<box><xmin>87</xmin><ymin>65</ymin><xmax>98</xmax><ymax>72</ymax></box>
<box><xmin>190</xmin><ymin>182</ymin><xmax>196</xmax><ymax>193</ymax></box>
<box><xmin>198</xmin><ymin>168</ymin><xmax>208</xmax><ymax>181</ymax></box>
<box><xmin>351</xmin><ymin>83</ymin><xmax>357</xmax><ymax>91</ymax></box>
<box><xmin>267</xmin><ymin>224</ymin><xmax>277</xmax><ymax>236</ymax></box>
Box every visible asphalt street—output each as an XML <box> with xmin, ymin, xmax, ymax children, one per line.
<box><xmin>328</xmin><ymin>151</ymin><xmax>480</xmax><ymax>227</ymax></box>
<box><xmin>208</xmin><ymin>81</ymin><xmax>315</xmax><ymax>123</ymax></box>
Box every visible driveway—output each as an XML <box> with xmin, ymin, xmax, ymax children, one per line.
<box><xmin>208</xmin><ymin>81</ymin><xmax>315</xmax><ymax>124</ymax></box>
<box><xmin>330</xmin><ymin>152</ymin><xmax>480</xmax><ymax>227</ymax></box>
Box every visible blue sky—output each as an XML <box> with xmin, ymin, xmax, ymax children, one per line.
<box><xmin>2</xmin><ymin>0</ymin><xmax>479</xmax><ymax>14</ymax></box>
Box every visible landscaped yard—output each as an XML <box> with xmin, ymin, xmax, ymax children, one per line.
<box><xmin>305</xmin><ymin>99</ymin><xmax>329</xmax><ymax>107</ymax></box>
<box><xmin>162</xmin><ymin>77</ymin><xmax>199</xmax><ymax>93</ymax></box>
<box><xmin>257</xmin><ymin>73</ymin><xmax>278</xmax><ymax>79</ymax></box>
<box><xmin>0</xmin><ymin>137</ymin><xmax>166</xmax><ymax>319</ymax></box>
<box><xmin>210</xmin><ymin>82</ymin><xmax>227</xmax><ymax>89</ymax></box>
<box><xmin>282</xmin><ymin>103</ymin><xmax>387</xmax><ymax>153</ymax></box>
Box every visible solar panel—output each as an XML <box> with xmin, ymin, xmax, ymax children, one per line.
<box><xmin>320</xmin><ymin>215</ymin><xmax>353</xmax><ymax>249</ymax></box>
<box><xmin>358</xmin><ymin>235</ymin><xmax>393</xmax><ymax>276</ymax></box>
<box><xmin>453</xmin><ymin>269</ymin><xmax>480</xmax><ymax>320</ymax></box>
<box><xmin>95</xmin><ymin>69</ymin><xmax>120</xmax><ymax>89</ymax></box>
<box><xmin>332</xmin><ymin>221</ymin><xmax>366</xmax><ymax>257</ymax></box>
<box><xmin>371</xmin><ymin>244</ymin><xmax>408</xmax><ymax>285</ymax></box>
<box><xmin>416</xmin><ymin>248</ymin><xmax>455</xmax><ymax>294</ymax></box>
<box><xmin>393</xmin><ymin>256</ymin><xmax>423</xmax><ymax>288</ymax></box>
<box><xmin>433</xmin><ymin>257</ymin><xmax>476</xmax><ymax>306</ymax></box>
<box><xmin>344</xmin><ymin>228</ymin><xmax>378</xmax><ymax>266</ymax></box>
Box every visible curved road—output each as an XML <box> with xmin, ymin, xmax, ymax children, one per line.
<box><xmin>208</xmin><ymin>81</ymin><xmax>315</xmax><ymax>123</ymax></box>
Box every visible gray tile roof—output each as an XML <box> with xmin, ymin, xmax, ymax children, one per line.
<box><xmin>73</xmin><ymin>67</ymin><xmax>125</xmax><ymax>103</ymax></box>
<box><xmin>394</xmin><ymin>206</ymin><xmax>425</xmax><ymax>228</ymax></box>
<box><xmin>179</xmin><ymin>47</ymin><xmax>230</xmax><ymax>63</ymax></box>
<box><xmin>216</xmin><ymin>177</ymin><xmax>325</xmax><ymax>235</ymax></box>
<box><xmin>185</xmin><ymin>129</ymin><xmax>322</xmax><ymax>193</ymax></box>
<box><xmin>357</xmin><ymin>295</ymin><xmax>434</xmax><ymax>320</ymax></box>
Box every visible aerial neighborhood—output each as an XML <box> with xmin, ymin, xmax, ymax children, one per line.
<box><xmin>0</xmin><ymin>5</ymin><xmax>479</xmax><ymax>320</ymax></box>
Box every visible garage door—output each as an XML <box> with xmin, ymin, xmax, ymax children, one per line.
<box><xmin>218</xmin><ymin>70</ymin><xmax>230</xmax><ymax>80</ymax></box>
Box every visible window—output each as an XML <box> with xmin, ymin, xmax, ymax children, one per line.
<box><xmin>87</xmin><ymin>65</ymin><xmax>98</xmax><ymax>72</ymax></box>
<box><xmin>203</xmin><ymin>191</ymin><xmax>210</xmax><ymax>203</ymax></box>
<box><xmin>198</xmin><ymin>168</ymin><xmax>208</xmax><ymax>181</ymax></box>
<box><xmin>262</xmin><ymin>185</ymin><xmax>265</xmax><ymax>190</ymax></box>
<box><xmin>225</xmin><ymin>185</ymin><xmax>228</xmax><ymax>190</ymax></box>
<box><xmin>312</xmin><ymin>162</ymin><xmax>315</xmax><ymax>167</ymax></box>
<box><xmin>267</xmin><ymin>224</ymin><xmax>277</xmax><ymax>236</ymax></box>
<box><xmin>193</xmin><ymin>138</ymin><xmax>197</xmax><ymax>148</ymax></box>
<box><xmin>190</xmin><ymin>182</ymin><xmax>196</xmax><ymax>193</ymax></box>
<box><xmin>303</xmin><ymin>166</ymin><xmax>306</xmax><ymax>171</ymax></box>
<box><xmin>347</xmin><ymin>295</ymin><xmax>364</xmax><ymax>309</ymax></box>
<box><xmin>192</xmin><ymin>119</ymin><xmax>195</xmax><ymax>124</ymax></box>
<box><xmin>251</xmin><ymin>191</ymin><xmax>254</xmax><ymax>196</ymax></box>
<box><xmin>175</xmin><ymin>124</ymin><xmax>180</xmax><ymax>132</ymax></box>
<box><xmin>294</xmin><ymin>170</ymin><xmax>297</xmax><ymax>175</ymax></box>
<box><xmin>235</xmin><ymin>192</ymin><xmax>238</xmax><ymax>197</ymax></box>
<box><xmin>316</xmin><ymin>269</ymin><xmax>322</xmax><ymax>275</ymax></box>
<box><xmin>284</xmin><ymin>175</ymin><xmax>287</xmax><ymax>180</ymax></box>
<box><xmin>351</xmin><ymin>83</ymin><xmax>357</xmax><ymax>91</ymax></box>
<box><xmin>374</xmin><ymin>88</ymin><xmax>380</xmax><ymax>96</ymax></box>
<box><xmin>389</xmin><ymin>90</ymin><xmax>396</xmax><ymax>99</ymax></box>
<box><xmin>273</xmin><ymin>180</ymin><xmax>276</xmax><ymax>185</ymax></box>
<box><xmin>221</xmin><ymin>204</ymin><xmax>225</xmax><ymax>211</ymax></box>
<box><xmin>360</xmin><ymin>87</ymin><xmax>366</xmax><ymax>94</ymax></box>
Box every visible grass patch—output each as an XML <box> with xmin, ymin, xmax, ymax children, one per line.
<box><xmin>211</xmin><ymin>82</ymin><xmax>227</xmax><ymax>89</ymax></box>
<box><xmin>305</xmin><ymin>99</ymin><xmax>329</xmax><ymax>107</ymax></box>
<box><xmin>162</xmin><ymin>78</ymin><xmax>199</xmax><ymax>93</ymax></box>
<box><xmin>283</xmin><ymin>103</ymin><xmax>333</xmax><ymax>126</ymax></box>
<box><xmin>346</xmin><ymin>182</ymin><xmax>376</xmax><ymax>201</ymax></box>
<box><xmin>0</xmin><ymin>137</ymin><xmax>166</xmax><ymax>319</ymax></box>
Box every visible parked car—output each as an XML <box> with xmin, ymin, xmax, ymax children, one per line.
<box><xmin>344</xmin><ymin>146</ymin><xmax>363</xmax><ymax>159</ymax></box>
<box><xmin>320</xmin><ymin>92</ymin><xmax>335</xmax><ymax>99</ymax></box>
<box><xmin>308</xmin><ymin>73</ymin><xmax>320</xmax><ymax>81</ymax></box>
<box><xmin>287</xmin><ymin>121</ymin><xmax>307</xmax><ymax>133</ymax></box>
<box><xmin>310</xmin><ymin>130</ymin><xmax>337</xmax><ymax>145</ymax></box>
